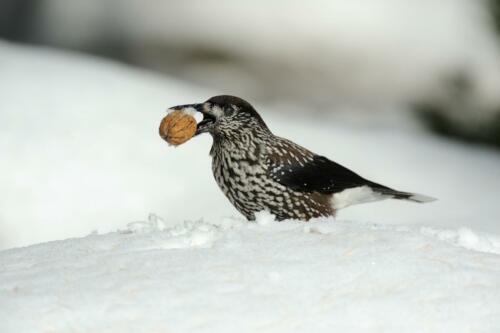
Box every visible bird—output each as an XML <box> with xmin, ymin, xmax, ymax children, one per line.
<box><xmin>169</xmin><ymin>95</ymin><xmax>435</xmax><ymax>221</ymax></box>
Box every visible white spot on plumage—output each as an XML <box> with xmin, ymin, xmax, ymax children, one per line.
<box><xmin>331</xmin><ymin>186</ymin><xmax>388</xmax><ymax>209</ymax></box>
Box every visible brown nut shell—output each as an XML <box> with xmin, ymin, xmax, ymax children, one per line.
<box><xmin>159</xmin><ymin>110</ymin><xmax>197</xmax><ymax>146</ymax></box>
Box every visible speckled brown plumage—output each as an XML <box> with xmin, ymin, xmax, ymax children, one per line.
<box><xmin>168</xmin><ymin>95</ymin><xmax>435</xmax><ymax>221</ymax></box>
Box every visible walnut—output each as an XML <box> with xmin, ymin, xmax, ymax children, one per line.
<box><xmin>159</xmin><ymin>110</ymin><xmax>197</xmax><ymax>146</ymax></box>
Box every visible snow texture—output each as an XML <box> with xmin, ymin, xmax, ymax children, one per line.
<box><xmin>1</xmin><ymin>41</ymin><xmax>500</xmax><ymax>332</ymax></box>
<box><xmin>421</xmin><ymin>226</ymin><xmax>500</xmax><ymax>255</ymax></box>
<box><xmin>1</xmin><ymin>213</ymin><xmax>500</xmax><ymax>332</ymax></box>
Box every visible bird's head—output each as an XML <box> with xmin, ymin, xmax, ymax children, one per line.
<box><xmin>169</xmin><ymin>95</ymin><xmax>271</xmax><ymax>140</ymax></box>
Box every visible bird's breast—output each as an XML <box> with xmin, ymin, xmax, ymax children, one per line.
<box><xmin>210</xmin><ymin>143</ymin><xmax>334</xmax><ymax>221</ymax></box>
<box><xmin>211</xmin><ymin>144</ymin><xmax>274</xmax><ymax>214</ymax></box>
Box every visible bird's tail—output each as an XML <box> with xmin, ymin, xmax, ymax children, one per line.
<box><xmin>374</xmin><ymin>187</ymin><xmax>436</xmax><ymax>203</ymax></box>
<box><xmin>331</xmin><ymin>184</ymin><xmax>436</xmax><ymax>210</ymax></box>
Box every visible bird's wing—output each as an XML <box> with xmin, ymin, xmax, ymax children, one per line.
<box><xmin>266</xmin><ymin>141</ymin><xmax>435</xmax><ymax>206</ymax></box>
<box><xmin>268</xmin><ymin>154</ymin><xmax>384</xmax><ymax>194</ymax></box>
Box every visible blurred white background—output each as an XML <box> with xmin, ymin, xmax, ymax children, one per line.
<box><xmin>1</xmin><ymin>0</ymin><xmax>500</xmax><ymax>249</ymax></box>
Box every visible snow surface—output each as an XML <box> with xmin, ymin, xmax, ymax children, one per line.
<box><xmin>1</xmin><ymin>40</ymin><xmax>500</xmax><ymax>251</ymax></box>
<box><xmin>1</xmin><ymin>40</ymin><xmax>500</xmax><ymax>332</ymax></box>
<box><xmin>1</xmin><ymin>212</ymin><xmax>500</xmax><ymax>332</ymax></box>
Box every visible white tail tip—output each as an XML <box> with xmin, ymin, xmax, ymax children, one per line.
<box><xmin>408</xmin><ymin>193</ymin><xmax>437</xmax><ymax>203</ymax></box>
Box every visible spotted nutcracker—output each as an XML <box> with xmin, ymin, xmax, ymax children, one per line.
<box><xmin>169</xmin><ymin>95</ymin><xmax>435</xmax><ymax>221</ymax></box>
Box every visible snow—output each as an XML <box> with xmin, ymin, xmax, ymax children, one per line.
<box><xmin>1</xmin><ymin>40</ymin><xmax>500</xmax><ymax>251</ymax></box>
<box><xmin>1</xmin><ymin>41</ymin><xmax>500</xmax><ymax>332</ymax></box>
<box><xmin>421</xmin><ymin>226</ymin><xmax>500</xmax><ymax>255</ymax></box>
<box><xmin>1</xmin><ymin>214</ymin><xmax>500</xmax><ymax>332</ymax></box>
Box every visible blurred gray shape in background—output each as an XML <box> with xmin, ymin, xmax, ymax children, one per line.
<box><xmin>2</xmin><ymin>0</ymin><xmax>500</xmax><ymax>147</ymax></box>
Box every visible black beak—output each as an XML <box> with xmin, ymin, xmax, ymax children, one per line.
<box><xmin>169</xmin><ymin>103</ymin><xmax>205</xmax><ymax>113</ymax></box>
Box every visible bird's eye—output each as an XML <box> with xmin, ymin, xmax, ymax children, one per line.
<box><xmin>224</xmin><ymin>105</ymin><xmax>237</xmax><ymax>117</ymax></box>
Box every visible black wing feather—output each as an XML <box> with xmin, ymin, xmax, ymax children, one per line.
<box><xmin>272</xmin><ymin>155</ymin><xmax>389</xmax><ymax>194</ymax></box>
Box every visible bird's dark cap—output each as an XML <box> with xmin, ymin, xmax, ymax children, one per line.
<box><xmin>205</xmin><ymin>95</ymin><xmax>269</xmax><ymax>130</ymax></box>
<box><xmin>205</xmin><ymin>95</ymin><xmax>254</xmax><ymax>110</ymax></box>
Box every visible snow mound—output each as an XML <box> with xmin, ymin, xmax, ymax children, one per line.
<box><xmin>1</xmin><ymin>217</ymin><xmax>499</xmax><ymax>332</ymax></box>
<box><xmin>118</xmin><ymin>213</ymin><xmax>241</xmax><ymax>250</ymax></box>
<box><xmin>421</xmin><ymin>226</ymin><xmax>500</xmax><ymax>255</ymax></box>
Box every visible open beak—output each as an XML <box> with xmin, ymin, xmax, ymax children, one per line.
<box><xmin>169</xmin><ymin>103</ymin><xmax>216</xmax><ymax>136</ymax></box>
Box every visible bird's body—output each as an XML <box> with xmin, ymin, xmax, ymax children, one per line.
<box><xmin>169</xmin><ymin>95</ymin><xmax>434</xmax><ymax>221</ymax></box>
<box><xmin>211</xmin><ymin>130</ymin><xmax>333</xmax><ymax>220</ymax></box>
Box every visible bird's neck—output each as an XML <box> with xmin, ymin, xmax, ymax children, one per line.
<box><xmin>210</xmin><ymin>129</ymin><xmax>273</xmax><ymax>158</ymax></box>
